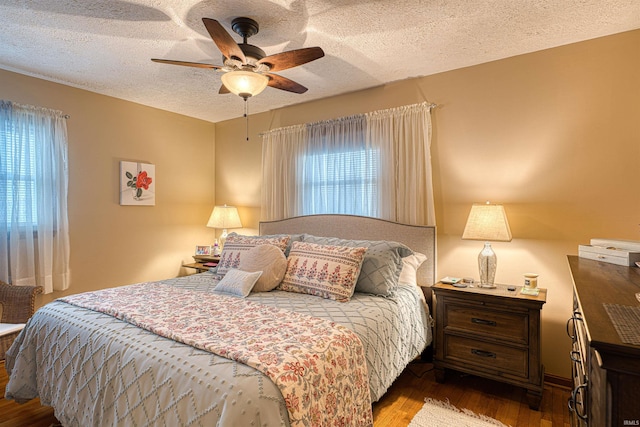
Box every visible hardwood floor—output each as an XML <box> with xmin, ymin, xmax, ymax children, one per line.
<box><xmin>1</xmin><ymin>360</ymin><xmax>570</xmax><ymax>426</ymax></box>
<box><xmin>373</xmin><ymin>361</ymin><xmax>571</xmax><ymax>427</ymax></box>
<box><xmin>0</xmin><ymin>361</ymin><xmax>58</xmax><ymax>427</ymax></box>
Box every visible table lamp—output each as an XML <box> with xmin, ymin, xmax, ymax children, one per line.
<box><xmin>462</xmin><ymin>202</ymin><xmax>512</xmax><ymax>288</ymax></box>
<box><xmin>206</xmin><ymin>204</ymin><xmax>242</xmax><ymax>249</ymax></box>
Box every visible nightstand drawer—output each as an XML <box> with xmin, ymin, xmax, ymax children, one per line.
<box><xmin>444</xmin><ymin>335</ymin><xmax>528</xmax><ymax>378</ymax></box>
<box><xmin>445</xmin><ymin>304</ymin><xmax>528</xmax><ymax>344</ymax></box>
<box><xmin>433</xmin><ymin>283</ymin><xmax>546</xmax><ymax>410</ymax></box>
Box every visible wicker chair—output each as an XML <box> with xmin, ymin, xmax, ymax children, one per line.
<box><xmin>0</xmin><ymin>281</ymin><xmax>43</xmax><ymax>360</ymax></box>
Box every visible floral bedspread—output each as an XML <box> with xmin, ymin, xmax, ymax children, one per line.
<box><xmin>61</xmin><ymin>283</ymin><xmax>373</xmax><ymax>427</ymax></box>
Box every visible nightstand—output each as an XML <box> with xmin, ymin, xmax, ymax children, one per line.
<box><xmin>192</xmin><ymin>255</ymin><xmax>220</xmax><ymax>264</ymax></box>
<box><xmin>182</xmin><ymin>262</ymin><xmax>212</xmax><ymax>273</ymax></box>
<box><xmin>432</xmin><ymin>282</ymin><xmax>547</xmax><ymax>410</ymax></box>
<box><xmin>184</xmin><ymin>255</ymin><xmax>220</xmax><ymax>273</ymax></box>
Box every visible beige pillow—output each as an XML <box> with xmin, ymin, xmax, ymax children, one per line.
<box><xmin>239</xmin><ymin>244</ymin><xmax>288</xmax><ymax>292</ymax></box>
<box><xmin>217</xmin><ymin>234</ymin><xmax>290</xmax><ymax>277</ymax></box>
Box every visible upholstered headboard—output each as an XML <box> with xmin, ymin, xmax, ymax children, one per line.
<box><xmin>259</xmin><ymin>214</ymin><xmax>436</xmax><ymax>287</ymax></box>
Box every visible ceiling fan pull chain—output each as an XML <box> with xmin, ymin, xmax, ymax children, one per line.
<box><xmin>244</xmin><ymin>98</ymin><xmax>249</xmax><ymax>141</ymax></box>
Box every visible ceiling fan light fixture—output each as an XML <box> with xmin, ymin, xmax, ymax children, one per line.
<box><xmin>221</xmin><ymin>70</ymin><xmax>269</xmax><ymax>98</ymax></box>
<box><xmin>152</xmin><ymin>17</ymin><xmax>323</xmax><ymax>99</ymax></box>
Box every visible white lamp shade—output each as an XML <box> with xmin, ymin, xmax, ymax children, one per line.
<box><xmin>207</xmin><ymin>205</ymin><xmax>242</xmax><ymax>230</ymax></box>
<box><xmin>221</xmin><ymin>70</ymin><xmax>269</xmax><ymax>98</ymax></box>
<box><xmin>462</xmin><ymin>203</ymin><xmax>512</xmax><ymax>242</ymax></box>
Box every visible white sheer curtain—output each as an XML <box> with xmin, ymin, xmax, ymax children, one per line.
<box><xmin>261</xmin><ymin>102</ymin><xmax>435</xmax><ymax>226</ymax></box>
<box><xmin>261</xmin><ymin>124</ymin><xmax>307</xmax><ymax>221</ymax></box>
<box><xmin>366</xmin><ymin>102</ymin><xmax>435</xmax><ymax>225</ymax></box>
<box><xmin>0</xmin><ymin>101</ymin><xmax>70</xmax><ymax>293</ymax></box>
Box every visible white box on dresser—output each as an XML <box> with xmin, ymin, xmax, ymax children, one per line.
<box><xmin>589</xmin><ymin>238</ymin><xmax>640</xmax><ymax>252</ymax></box>
<box><xmin>578</xmin><ymin>244</ymin><xmax>640</xmax><ymax>266</ymax></box>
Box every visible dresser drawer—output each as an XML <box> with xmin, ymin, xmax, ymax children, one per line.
<box><xmin>443</xmin><ymin>335</ymin><xmax>528</xmax><ymax>378</ymax></box>
<box><xmin>444</xmin><ymin>303</ymin><xmax>529</xmax><ymax>344</ymax></box>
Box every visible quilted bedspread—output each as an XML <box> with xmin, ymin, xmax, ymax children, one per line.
<box><xmin>59</xmin><ymin>283</ymin><xmax>372</xmax><ymax>427</ymax></box>
<box><xmin>5</xmin><ymin>272</ymin><xmax>431</xmax><ymax>427</ymax></box>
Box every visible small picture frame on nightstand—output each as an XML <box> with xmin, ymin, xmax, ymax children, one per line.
<box><xmin>195</xmin><ymin>245</ymin><xmax>212</xmax><ymax>256</ymax></box>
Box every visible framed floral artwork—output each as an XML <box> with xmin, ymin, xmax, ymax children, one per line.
<box><xmin>120</xmin><ymin>161</ymin><xmax>155</xmax><ymax>206</ymax></box>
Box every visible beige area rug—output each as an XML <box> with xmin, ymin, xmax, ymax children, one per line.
<box><xmin>409</xmin><ymin>398</ymin><xmax>510</xmax><ymax>427</ymax></box>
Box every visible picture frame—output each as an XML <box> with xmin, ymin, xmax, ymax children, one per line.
<box><xmin>120</xmin><ymin>161</ymin><xmax>155</xmax><ymax>206</ymax></box>
<box><xmin>195</xmin><ymin>245</ymin><xmax>212</xmax><ymax>256</ymax></box>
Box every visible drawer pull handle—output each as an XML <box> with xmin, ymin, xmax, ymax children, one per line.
<box><xmin>568</xmin><ymin>383</ymin><xmax>588</xmax><ymax>420</ymax></box>
<box><xmin>566</xmin><ymin>317</ymin><xmax>576</xmax><ymax>340</ymax></box>
<box><xmin>471</xmin><ymin>317</ymin><xmax>496</xmax><ymax>327</ymax></box>
<box><xmin>570</xmin><ymin>350</ymin><xmax>582</xmax><ymax>364</ymax></box>
<box><xmin>471</xmin><ymin>349</ymin><xmax>496</xmax><ymax>358</ymax></box>
<box><xmin>566</xmin><ymin>313</ymin><xmax>583</xmax><ymax>340</ymax></box>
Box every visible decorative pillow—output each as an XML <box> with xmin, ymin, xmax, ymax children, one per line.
<box><xmin>278</xmin><ymin>241</ymin><xmax>367</xmax><ymax>302</ymax></box>
<box><xmin>255</xmin><ymin>233</ymin><xmax>303</xmax><ymax>256</ymax></box>
<box><xmin>214</xmin><ymin>269</ymin><xmax>262</xmax><ymax>297</ymax></box>
<box><xmin>300</xmin><ymin>235</ymin><xmax>413</xmax><ymax>296</ymax></box>
<box><xmin>239</xmin><ymin>244</ymin><xmax>288</xmax><ymax>292</ymax></box>
<box><xmin>398</xmin><ymin>252</ymin><xmax>427</xmax><ymax>285</ymax></box>
<box><xmin>217</xmin><ymin>233</ymin><xmax>290</xmax><ymax>277</ymax></box>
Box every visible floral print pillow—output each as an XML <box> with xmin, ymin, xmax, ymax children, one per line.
<box><xmin>217</xmin><ymin>234</ymin><xmax>290</xmax><ymax>277</ymax></box>
<box><xmin>278</xmin><ymin>241</ymin><xmax>367</xmax><ymax>302</ymax></box>
<box><xmin>301</xmin><ymin>234</ymin><xmax>413</xmax><ymax>297</ymax></box>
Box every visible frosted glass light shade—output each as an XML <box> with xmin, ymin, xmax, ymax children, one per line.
<box><xmin>221</xmin><ymin>71</ymin><xmax>269</xmax><ymax>98</ymax></box>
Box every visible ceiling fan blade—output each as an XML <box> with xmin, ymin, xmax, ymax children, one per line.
<box><xmin>151</xmin><ymin>58</ymin><xmax>222</xmax><ymax>69</ymax></box>
<box><xmin>219</xmin><ymin>84</ymin><xmax>230</xmax><ymax>94</ymax></box>
<box><xmin>267</xmin><ymin>73</ymin><xmax>308</xmax><ymax>94</ymax></box>
<box><xmin>258</xmin><ymin>47</ymin><xmax>324</xmax><ymax>72</ymax></box>
<box><xmin>202</xmin><ymin>18</ymin><xmax>246</xmax><ymax>63</ymax></box>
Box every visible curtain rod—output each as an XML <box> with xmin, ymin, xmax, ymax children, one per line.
<box><xmin>258</xmin><ymin>102</ymin><xmax>438</xmax><ymax>137</ymax></box>
<box><xmin>7</xmin><ymin>101</ymin><xmax>70</xmax><ymax>119</ymax></box>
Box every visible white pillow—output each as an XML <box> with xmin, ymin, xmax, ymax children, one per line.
<box><xmin>398</xmin><ymin>252</ymin><xmax>427</xmax><ymax>285</ymax></box>
<box><xmin>214</xmin><ymin>269</ymin><xmax>262</xmax><ymax>297</ymax></box>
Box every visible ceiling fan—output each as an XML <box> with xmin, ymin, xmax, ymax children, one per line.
<box><xmin>152</xmin><ymin>17</ymin><xmax>325</xmax><ymax>99</ymax></box>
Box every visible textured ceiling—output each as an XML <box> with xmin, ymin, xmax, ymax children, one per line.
<box><xmin>1</xmin><ymin>0</ymin><xmax>639</xmax><ymax>123</ymax></box>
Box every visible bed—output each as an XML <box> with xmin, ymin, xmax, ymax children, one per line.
<box><xmin>5</xmin><ymin>214</ymin><xmax>435</xmax><ymax>427</ymax></box>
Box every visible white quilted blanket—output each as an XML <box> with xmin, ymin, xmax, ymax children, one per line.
<box><xmin>5</xmin><ymin>272</ymin><xmax>431</xmax><ymax>426</ymax></box>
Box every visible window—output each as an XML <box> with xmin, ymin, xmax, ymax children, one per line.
<box><xmin>301</xmin><ymin>148</ymin><xmax>380</xmax><ymax>217</ymax></box>
<box><xmin>0</xmin><ymin>123</ymin><xmax>38</xmax><ymax>226</ymax></box>
<box><xmin>1</xmin><ymin>101</ymin><xmax>70</xmax><ymax>292</ymax></box>
<box><xmin>261</xmin><ymin>102</ymin><xmax>435</xmax><ymax>225</ymax></box>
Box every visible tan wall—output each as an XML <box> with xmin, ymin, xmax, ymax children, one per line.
<box><xmin>215</xmin><ymin>29</ymin><xmax>640</xmax><ymax>378</ymax></box>
<box><xmin>5</xmin><ymin>28</ymin><xmax>638</xmax><ymax>379</ymax></box>
<box><xmin>0</xmin><ymin>69</ymin><xmax>217</xmax><ymax>305</ymax></box>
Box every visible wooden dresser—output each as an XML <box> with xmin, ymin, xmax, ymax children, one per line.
<box><xmin>432</xmin><ymin>282</ymin><xmax>547</xmax><ymax>409</ymax></box>
<box><xmin>567</xmin><ymin>256</ymin><xmax>640</xmax><ymax>426</ymax></box>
